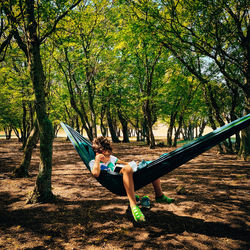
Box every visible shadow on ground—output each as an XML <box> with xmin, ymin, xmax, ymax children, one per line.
<box><xmin>0</xmin><ymin>138</ymin><xmax>249</xmax><ymax>249</ymax></box>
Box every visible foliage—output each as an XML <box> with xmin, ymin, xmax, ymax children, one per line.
<box><xmin>0</xmin><ymin>0</ymin><xmax>247</xmax><ymax>150</ymax></box>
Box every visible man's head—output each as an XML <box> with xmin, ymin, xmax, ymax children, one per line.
<box><xmin>92</xmin><ymin>136</ymin><xmax>112</xmax><ymax>155</ymax></box>
<box><xmin>93</xmin><ymin>137</ymin><xmax>112</xmax><ymax>163</ymax></box>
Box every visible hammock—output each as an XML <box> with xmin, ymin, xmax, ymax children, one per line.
<box><xmin>61</xmin><ymin>114</ymin><xmax>250</xmax><ymax>196</ymax></box>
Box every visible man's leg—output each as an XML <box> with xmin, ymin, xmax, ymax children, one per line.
<box><xmin>152</xmin><ymin>178</ymin><xmax>175</xmax><ymax>204</ymax></box>
<box><xmin>152</xmin><ymin>178</ymin><xmax>163</xmax><ymax>197</ymax></box>
<box><xmin>120</xmin><ymin>165</ymin><xmax>145</xmax><ymax>222</ymax></box>
<box><xmin>120</xmin><ymin>165</ymin><xmax>137</xmax><ymax>207</ymax></box>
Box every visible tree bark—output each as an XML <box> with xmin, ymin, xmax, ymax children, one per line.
<box><xmin>239</xmin><ymin>124</ymin><xmax>250</xmax><ymax>161</ymax></box>
<box><xmin>63</xmin><ymin>48</ymin><xmax>94</xmax><ymax>141</ymax></box>
<box><xmin>117</xmin><ymin>110</ymin><xmax>130</xmax><ymax>143</ymax></box>
<box><xmin>106</xmin><ymin>107</ymin><xmax>120</xmax><ymax>143</ymax></box>
<box><xmin>24</xmin><ymin>0</ymin><xmax>55</xmax><ymax>203</ymax></box>
<box><xmin>167</xmin><ymin>111</ymin><xmax>178</xmax><ymax>147</ymax></box>
<box><xmin>21</xmin><ymin>101</ymin><xmax>27</xmax><ymax>148</ymax></box>
<box><xmin>4</xmin><ymin>127</ymin><xmax>12</xmax><ymax>140</ymax></box>
<box><xmin>173</xmin><ymin>114</ymin><xmax>184</xmax><ymax>147</ymax></box>
<box><xmin>2</xmin><ymin>0</ymin><xmax>82</xmax><ymax>203</ymax></box>
<box><xmin>13</xmin><ymin>121</ymin><xmax>39</xmax><ymax>177</ymax></box>
<box><xmin>100</xmin><ymin>105</ymin><xmax>108</xmax><ymax>137</ymax></box>
<box><xmin>144</xmin><ymin>99</ymin><xmax>155</xmax><ymax>148</ymax></box>
<box><xmin>239</xmin><ymin>95</ymin><xmax>250</xmax><ymax>160</ymax></box>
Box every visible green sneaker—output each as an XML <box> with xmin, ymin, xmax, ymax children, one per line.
<box><xmin>131</xmin><ymin>206</ymin><xmax>146</xmax><ymax>222</ymax></box>
<box><xmin>155</xmin><ymin>194</ymin><xmax>175</xmax><ymax>204</ymax></box>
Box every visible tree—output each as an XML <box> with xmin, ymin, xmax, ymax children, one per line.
<box><xmin>51</xmin><ymin>0</ymin><xmax>114</xmax><ymax>141</ymax></box>
<box><xmin>114</xmin><ymin>3</ymin><xmax>167</xmax><ymax>148</ymax></box>
<box><xmin>13</xmin><ymin>121</ymin><xmax>39</xmax><ymax>177</ymax></box>
<box><xmin>0</xmin><ymin>47</ymin><xmax>34</xmax><ymax>144</ymax></box>
<box><xmin>158</xmin><ymin>61</ymin><xmax>204</xmax><ymax>146</ymax></box>
<box><xmin>1</xmin><ymin>0</ymin><xmax>82</xmax><ymax>203</ymax></box>
<box><xmin>0</xmin><ymin>83</ymin><xmax>21</xmax><ymax>139</ymax></box>
<box><xmin>131</xmin><ymin>0</ymin><xmax>250</xmax><ymax>158</ymax></box>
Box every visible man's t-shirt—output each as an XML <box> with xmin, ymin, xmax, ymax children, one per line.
<box><xmin>89</xmin><ymin>155</ymin><xmax>118</xmax><ymax>172</ymax></box>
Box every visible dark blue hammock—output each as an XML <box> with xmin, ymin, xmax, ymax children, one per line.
<box><xmin>61</xmin><ymin>114</ymin><xmax>250</xmax><ymax>196</ymax></box>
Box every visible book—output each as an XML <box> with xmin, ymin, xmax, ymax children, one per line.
<box><xmin>114</xmin><ymin>164</ymin><xmax>124</xmax><ymax>173</ymax></box>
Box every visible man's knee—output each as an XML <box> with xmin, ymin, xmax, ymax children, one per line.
<box><xmin>121</xmin><ymin>165</ymin><xmax>133</xmax><ymax>174</ymax></box>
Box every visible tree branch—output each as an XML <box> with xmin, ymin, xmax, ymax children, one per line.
<box><xmin>0</xmin><ymin>31</ymin><xmax>13</xmax><ymax>56</ymax></box>
<box><xmin>40</xmin><ymin>0</ymin><xmax>83</xmax><ymax>43</ymax></box>
<box><xmin>12</xmin><ymin>29</ymin><xmax>28</xmax><ymax>57</ymax></box>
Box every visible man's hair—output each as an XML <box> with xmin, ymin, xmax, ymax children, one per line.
<box><xmin>92</xmin><ymin>136</ymin><xmax>112</xmax><ymax>154</ymax></box>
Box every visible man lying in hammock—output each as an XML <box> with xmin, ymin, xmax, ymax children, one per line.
<box><xmin>89</xmin><ymin>136</ymin><xmax>174</xmax><ymax>223</ymax></box>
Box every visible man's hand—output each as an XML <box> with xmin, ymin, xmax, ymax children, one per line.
<box><xmin>96</xmin><ymin>154</ymin><xmax>105</xmax><ymax>162</ymax></box>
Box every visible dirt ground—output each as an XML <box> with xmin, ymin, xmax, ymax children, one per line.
<box><xmin>0</xmin><ymin>138</ymin><xmax>249</xmax><ymax>250</ymax></box>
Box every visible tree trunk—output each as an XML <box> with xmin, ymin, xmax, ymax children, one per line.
<box><xmin>117</xmin><ymin>110</ymin><xmax>130</xmax><ymax>143</ymax></box>
<box><xmin>239</xmin><ymin>124</ymin><xmax>250</xmax><ymax>161</ymax></box>
<box><xmin>13</xmin><ymin>121</ymin><xmax>39</xmax><ymax>177</ymax></box>
<box><xmin>21</xmin><ymin>101</ymin><xmax>27</xmax><ymax>149</ymax></box>
<box><xmin>75</xmin><ymin>116</ymin><xmax>80</xmax><ymax>133</ymax></box>
<box><xmin>238</xmin><ymin>20</ymin><xmax>250</xmax><ymax>159</ymax></box>
<box><xmin>106</xmin><ymin>107</ymin><xmax>120</xmax><ymax>143</ymax></box>
<box><xmin>204</xmin><ymin>85</ymin><xmax>227</xmax><ymax>154</ymax></box>
<box><xmin>142</xmin><ymin>99</ymin><xmax>155</xmax><ymax>148</ymax></box>
<box><xmin>69</xmin><ymin>94</ymin><xmax>93</xmax><ymax>141</ymax></box>
<box><xmin>142</xmin><ymin>119</ymin><xmax>149</xmax><ymax>144</ymax></box>
<box><xmin>145</xmin><ymin>100</ymin><xmax>155</xmax><ymax>149</ymax></box>
<box><xmin>100</xmin><ymin>119</ymin><xmax>108</xmax><ymax>137</ymax></box>
<box><xmin>100</xmin><ymin>105</ymin><xmax>107</xmax><ymax>137</ymax></box>
<box><xmin>4</xmin><ymin>127</ymin><xmax>12</xmax><ymax>140</ymax></box>
<box><xmin>59</xmin><ymin>48</ymin><xmax>93</xmax><ymax>141</ymax></box>
<box><xmin>25</xmin><ymin>1</ymin><xmax>55</xmax><ymax>203</ymax></box>
<box><xmin>198</xmin><ymin>120</ymin><xmax>207</xmax><ymax>137</ymax></box>
<box><xmin>167</xmin><ymin>111</ymin><xmax>177</xmax><ymax>147</ymax></box>
<box><xmin>53</xmin><ymin>124</ymin><xmax>60</xmax><ymax>138</ymax></box>
<box><xmin>13</xmin><ymin>128</ymin><xmax>21</xmax><ymax>140</ymax></box>
<box><xmin>86</xmin><ymin>80</ymin><xmax>97</xmax><ymax>138</ymax></box>
<box><xmin>173</xmin><ymin>115</ymin><xmax>184</xmax><ymax>147</ymax></box>
<box><xmin>239</xmin><ymin>95</ymin><xmax>250</xmax><ymax>160</ymax></box>
<box><xmin>206</xmin><ymin>83</ymin><xmax>233</xmax><ymax>153</ymax></box>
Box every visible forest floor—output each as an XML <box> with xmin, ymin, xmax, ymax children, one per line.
<box><xmin>0</xmin><ymin>138</ymin><xmax>249</xmax><ymax>250</ymax></box>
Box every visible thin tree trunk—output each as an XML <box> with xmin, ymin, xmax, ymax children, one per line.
<box><xmin>239</xmin><ymin>95</ymin><xmax>250</xmax><ymax>160</ymax></box>
<box><xmin>238</xmin><ymin>24</ymin><xmax>250</xmax><ymax>159</ymax></box>
<box><xmin>5</xmin><ymin>127</ymin><xmax>12</xmax><ymax>140</ymax></box>
<box><xmin>100</xmin><ymin>106</ymin><xmax>108</xmax><ymax>137</ymax></box>
<box><xmin>198</xmin><ymin>120</ymin><xmax>207</xmax><ymax>137</ymax></box>
<box><xmin>21</xmin><ymin>101</ymin><xmax>27</xmax><ymax>149</ymax></box>
<box><xmin>144</xmin><ymin>100</ymin><xmax>155</xmax><ymax>148</ymax></box>
<box><xmin>239</xmin><ymin>124</ymin><xmax>250</xmax><ymax>161</ymax></box>
<box><xmin>173</xmin><ymin>115</ymin><xmax>184</xmax><ymax>147</ymax></box>
<box><xmin>167</xmin><ymin>112</ymin><xmax>177</xmax><ymax>147</ymax></box>
<box><xmin>13</xmin><ymin>121</ymin><xmax>39</xmax><ymax>177</ymax></box>
<box><xmin>117</xmin><ymin>110</ymin><xmax>130</xmax><ymax>143</ymax></box>
<box><xmin>106</xmin><ymin>107</ymin><xmax>120</xmax><ymax>143</ymax></box>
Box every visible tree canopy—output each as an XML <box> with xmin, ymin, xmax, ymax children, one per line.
<box><xmin>0</xmin><ymin>0</ymin><xmax>249</xmax><ymax>201</ymax></box>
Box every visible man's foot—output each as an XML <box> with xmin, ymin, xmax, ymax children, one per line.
<box><xmin>141</xmin><ymin>196</ymin><xmax>150</xmax><ymax>209</ymax></box>
<box><xmin>131</xmin><ymin>206</ymin><xmax>146</xmax><ymax>222</ymax></box>
<box><xmin>155</xmin><ymin>194</ymin><xmax>175</xmax><ymax>204</ymax></box>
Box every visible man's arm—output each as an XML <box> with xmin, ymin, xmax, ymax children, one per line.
<box><xmin>117</xmin><ymin>159</ymin><xmax>130</xmax><ymax>166</ymax></box>
<box><xmin>91</xmin><ymin>154</ymin><xmax>104</xmax><ymax>177</ymax></box>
